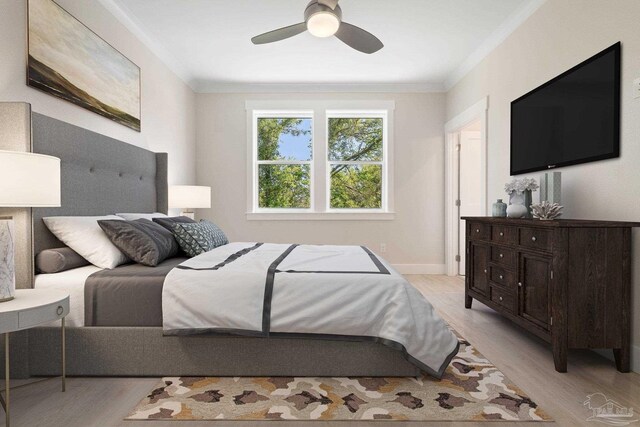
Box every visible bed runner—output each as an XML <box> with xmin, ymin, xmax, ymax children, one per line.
<box><xmin>84</xmin><ymin>257</ymin><xmax>187</xmax><ymax>326</ymax></box>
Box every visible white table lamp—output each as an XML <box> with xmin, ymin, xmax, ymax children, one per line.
<box><xmin>0</xmin><ymin>150</ymin><xmax>61</xmax><ymax>302</ymax></box>
<box><xmin>169</xmin><ymin>185</ymin><xmax>211</xmax><ymax>220</ymax></box>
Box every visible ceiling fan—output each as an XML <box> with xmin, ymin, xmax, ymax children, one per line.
<box><xmin>251</xmin><ymin>0</ymin><xmax>384</xmax><ymax>54</ymax></box>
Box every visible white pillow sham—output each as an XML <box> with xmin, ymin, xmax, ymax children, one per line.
<box><xmin>43</xmin><ymin>215</ymin><xmax>129</xmax><ymax>269</ymax></box>
<box><xmin>116</xmin><ymin>212</ymin><xmax>168</xmax><ymax>221</ymax></box>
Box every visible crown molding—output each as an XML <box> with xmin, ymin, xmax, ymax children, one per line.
<box><xmin>193</xmin><ymin>81</ymin><xmax>446</xmax><ymax>94</ymax></box>
<box><xmin>444</xmin><ymin>0</ymin><xmax>548</xmax><ymax>91</ymax></box>
<box><xmin>98</xmin><ymin>0</ymin><xmax>196</xmax><ymax>90</ymax></box>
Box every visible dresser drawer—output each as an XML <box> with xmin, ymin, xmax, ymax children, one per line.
<box><xmin>491</xmin><ymin>246</ymin><xmax>517</xmax><ymax>269</ymax></box>
<box><xmin>18</xmin><ymin>299</ymin><xmax>69</xmax><ymax>330</ymax></box>
<box><xmin>519</xmin><ymin>227</ymin><xmax>552</xmax><ymax>252</ymax></box>
<box><xmin>491</xmin><ymin>225</ymin><xmax>517</xmax><ymax>245</ymax></box>
<box><xmin>469</xmin><ymin>222</ymin><xmax>489</xmax><ymax>240</ymax></box>
<box><xmin>490</xmin><ymin>266</ymin><xmax>515</xmax><ymax>288</ymax></box>
<box><xmin>490</xmin><ymin>286</ymin><xmax>515</xmax><ymax>313</ymax></box>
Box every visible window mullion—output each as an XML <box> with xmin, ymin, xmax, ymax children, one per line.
<box><xmin>257</xmin><ymin>160</ymin><xmax>311</xmax><ymax>165</ymax></box>
<box><xmin>327</xmin><ymin>161</ymin><xmax>383</xmax><ymax>166</ymax></box>
<box><xmin>315</xmin><ymin>108</ymin><xmax>327</xmax><ymax>213</ymax></box>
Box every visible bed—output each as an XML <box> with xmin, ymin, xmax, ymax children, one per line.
<box><xmin>24</xmin><ymin>113</ymin><xmax>457</xmax><ymax>378</ymax></box>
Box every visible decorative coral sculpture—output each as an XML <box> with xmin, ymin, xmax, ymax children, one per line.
<box><xmin>530</xmin><ymin>201</ymin><xmax>563</xmax><ymax>220</ymax></box>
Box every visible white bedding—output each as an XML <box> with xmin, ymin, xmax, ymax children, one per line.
<box><xmin>34</xmin><ymin>265</ymin><xmax>102</xmax><ymax>327</ymax></box>
<box><xmin>163</xmin><ymin>242</ymin><xmax>459</xmax><ymax>378</ymax></box>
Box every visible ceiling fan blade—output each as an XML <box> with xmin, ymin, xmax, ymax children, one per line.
<box><xmin>251</xmin><ymin>22</ymin><xmax>307</xmax><ymax>45</ymax></box>
<box><xmin>317</xmin><ymin>0</ymin><xmax>339</xmax><ymax>10</ymax></box>
<box><xmin>335</xmin><ymin>22</ymin><xmax>384</xmax><ymax>54</ymax></box>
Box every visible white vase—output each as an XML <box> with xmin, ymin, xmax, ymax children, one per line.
<box><xmin>0</xmin><ymin>219</ymin><xmax>15</xmax><ymax>302</ymax></box>
<box><xmin>507</xmin><ymin>192</ymin><xmax>528</xmax><ymax>218</ymax></box>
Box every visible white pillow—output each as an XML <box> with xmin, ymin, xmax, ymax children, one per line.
<box><xmin>43</xmin><ymin>215</ymin><xmax>129</xmax><ymax>269</ymax></box>
<box><xmin>115</xmin><ymin>212</ymin><xmax>168</xmax><ymax>221</ymax></box>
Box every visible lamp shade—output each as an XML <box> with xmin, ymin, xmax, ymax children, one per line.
<box><xmin>0</xmin><ymin>150</ymin><xmax>61</xmax><ymax>207</ymax></box>
<box><xmin>169</xmin><ymin>185</ymin><xmax>211</xmax><ymax>209</ymax></box>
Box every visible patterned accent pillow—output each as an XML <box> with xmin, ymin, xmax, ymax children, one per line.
<box><xmin>172</xmin><ymin>220</ymin><xmax>229</xmax><ymax>257</ymax></box>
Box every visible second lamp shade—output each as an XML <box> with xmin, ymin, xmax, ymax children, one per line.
<box><xmin>169</xmin><ymin>185</ymin><xmax>211</xmax><ymax>209</ymax></box>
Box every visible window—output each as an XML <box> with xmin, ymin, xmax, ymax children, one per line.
<box><xmin>248</xmin><ymin>101</ymin><xmax>394</xmax><ymax>220</ymax></box>
<box><xmin>254</xmin><ymin>112</ymin><xmax>313</xmax><ymax>210</ymax></box>
<box><xmin>328</xmin><ymin>113</ymin><xmax>385</xmax><ymax>210</ymax></box>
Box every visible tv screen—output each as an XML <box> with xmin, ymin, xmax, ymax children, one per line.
<box><xmin>510</xmin><ymin>42</ymin><xmax>620</xmax><ymax>175</ymax></box>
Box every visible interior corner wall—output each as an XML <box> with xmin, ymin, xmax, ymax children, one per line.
<box><xmin>195</xmin><ymin>92</ymin><xmax>447</xmax><ymax>272</ymax></box>
<box><xmin>0</xmin><ymin>0</ymin><xmax>197</xmax><ymax>187</ymax></box>
<box><xmin>445</xmin><ymin>0</ymin><xmax>640</xmax><ymax>371</ymax></box>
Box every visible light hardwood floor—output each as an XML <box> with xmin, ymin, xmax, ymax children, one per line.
<box><xmin>2</xmin><ymin>275</ymin><xmax>638</xmax><ymax>427</ymax></box>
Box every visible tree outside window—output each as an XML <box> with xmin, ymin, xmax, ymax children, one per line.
<box><xmin>257</xmin><ymin>117</ymin><xmax>312</xmax><ymax>209</ymax></box>
<box><xmin>328</xmin><ymin>117</ymin><xmax>384</xmax><ymax>209</ymax></box>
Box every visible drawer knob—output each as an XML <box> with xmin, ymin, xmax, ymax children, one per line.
<box><xmin>476</xmin><ymin>229</ymin><xmax>480</xmax><ymax>233</ymax></box>
<box><xmin>531</xmin><ymin>236</ymin><xmax>537</xmax><ymax>242</ymax></box>
<box><xmin>499</xmin><ymin>232</ymin><xmax>504</xmax><ymax>237</ymax></box>
<box><xmin>518</xmin><ymin>282</ymin><xmax>523</xmax><ymax>287</ymax></box>
<box><xmin>483</xmin><ymin>269</ymin><xmax>487</xmax><ymax>274</ymax></box>
<box><xmin>499</xmin><ymin>274</ymin><xmax>503</xmax><ymax>280</ymax></box>
<box><xmin>56</xmin><ymin>305</ymin><xmax>63</xmax><ymax>316</ymax></box>
<box><xmin>499</xmin><ymin>253</ymin><xmax>504</xmax><ymax>258</ymax></box>
<box><xmin>499</xmin><ymin>296</ymin><xmax>503</xmax><ymax>301</ymax></box>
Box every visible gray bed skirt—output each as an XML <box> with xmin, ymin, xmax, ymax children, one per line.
<box><xmin>8</xmin><ymin>327</ymin><xmax>421</xmax><ymax>378</ymax></box>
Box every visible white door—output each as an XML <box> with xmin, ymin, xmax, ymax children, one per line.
<box><xmin>458</xmin><ymin>130</ymin><xmax>483</xmax><ymax>275</ymax></box>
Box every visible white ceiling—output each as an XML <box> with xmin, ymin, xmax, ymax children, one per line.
<box><xmin>103</xmin><ymin>0</ymin><xmax>544</xmax><ymax>92</ymax></box>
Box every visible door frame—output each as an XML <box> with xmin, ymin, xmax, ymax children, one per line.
<box><xmin>444</xmin><ymin>97</ymin><xmax>488</xmax><ymax>276</ymax></box>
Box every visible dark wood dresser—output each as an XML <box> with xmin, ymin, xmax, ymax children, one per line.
<box><xmin>462</xmin><ymin>217</ymin><xmax>640</xmax><ymax>373</ymax></box>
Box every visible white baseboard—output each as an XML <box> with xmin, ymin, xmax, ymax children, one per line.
<box><xmin>392</xmin><ymin>264</ymin><xmax>446</xmax><ymax>275</ymax></box>
<box><xmin>592</xmin><ymin>345</ymin><xmax>640</xmax><ymax>374</ymax></box>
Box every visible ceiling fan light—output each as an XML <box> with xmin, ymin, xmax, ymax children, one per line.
<box><xmin>307</xmin><ymin>12</ymin><xmax>340</xmax><ymax>38</ymax></box>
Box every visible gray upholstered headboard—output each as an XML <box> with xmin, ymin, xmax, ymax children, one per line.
<box><xmin>31</xmin><ymin>113</ymin><xmax>168</xmax><ymax>254</ymax></box>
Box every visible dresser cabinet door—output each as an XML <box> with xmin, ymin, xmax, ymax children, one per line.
<box><xmin>470</xmin><ymin>244</ymin><xmax>489</xmax><ymax>296</ymax></box>
<box><xmin>518</xmin><ymin>252</ymin><xmax>551</xmax><ymax>330</ymax></box>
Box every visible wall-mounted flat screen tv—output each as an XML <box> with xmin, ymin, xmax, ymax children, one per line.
<box><xmin>510</xmin><ymin>42</ymin><xmax>620</xmax><ymax>175</ymax></box>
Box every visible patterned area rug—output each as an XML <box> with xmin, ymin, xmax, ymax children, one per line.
<box><xmin>127</xmin><ymin>332</ymin><xmax>551</xmax><ymax>421</ymax></box>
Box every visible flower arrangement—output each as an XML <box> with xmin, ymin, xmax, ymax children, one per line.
<box><xmin>531</xmin><ymin>201</ymin><xmax>563</xmax><ymax>220</ymax></box>
<box><xmin>504</xmin><ymin>178</ymin><xmax>539</xmax><ymax>195</ymax></box>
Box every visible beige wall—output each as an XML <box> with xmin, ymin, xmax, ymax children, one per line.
<box><xmin>196</xmin><ymin>93</ymin><xmax>446</xmax><ymax>271</ymax></box>
<box><xmin>0</xmin><ymin>0</ymin><xmax>196</xmax><ymax>186</ymax></box>
<box><xmin>446</xmin><ymin>0</ymin><xmax>640</xmax><ymax>370</ymax></box>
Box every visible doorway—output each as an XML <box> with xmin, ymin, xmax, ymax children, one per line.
<box><xmin>457</xmin><ymin>122</ymin><xmax>482</xmax><ymax>275</ymax></box>
<box><xmin>444</xmin><ymin>97</ymin><xmax>488</xmax><ymax>276</ymax></box>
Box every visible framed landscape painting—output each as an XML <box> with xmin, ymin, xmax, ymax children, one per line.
<box><xmin>27</xmin><ymin>0</ymin><xmax>141</xmax><ymax>131</ymax></box>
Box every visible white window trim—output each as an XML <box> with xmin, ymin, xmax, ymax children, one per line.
<box><xmin>246</xmin><ymin>100</ymin><xmax>395</xmax><ymax>221</ymax></box>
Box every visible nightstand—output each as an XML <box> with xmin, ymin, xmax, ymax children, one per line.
<box><xmin>0</xmin><ymin>289</ymin><xmax>69</xmax><ymax>427</ymax></box>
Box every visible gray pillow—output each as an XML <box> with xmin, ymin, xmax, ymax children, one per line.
<box><xmin>98</xmin><ymin>219</ymin><xmax>179</xmax><ymax>267</ymax></box>
<box><xmin>172</xmin><ymin>220</ymin><xmax>229</xmax><ymax>257</ymax></box>
<box><xmin>36</xmin><ymin>247</ymin><xmax>90</xmax><ymax>274</ymax></box>
<box><xmin>152</xmin><ymin>216</ymin><xmax>196</xmax><ymax>232</ymax></box>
